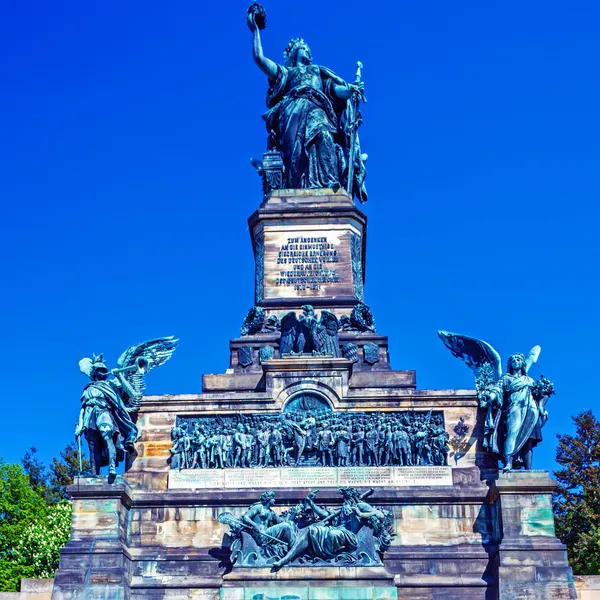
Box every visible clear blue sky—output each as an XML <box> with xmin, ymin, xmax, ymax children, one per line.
<box><xmin>1</xmin><ymin>0</ymin><xmax>598</xmax><ymax>472</ymax></box>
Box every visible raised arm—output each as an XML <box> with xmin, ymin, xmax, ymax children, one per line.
<box><xmin>305</xmin><ymin>491</ymin><xmax>330</xmax><ymax>520</ymax></box>
<box><xmin>112</xmin><ymin>371</ymin><xmax>138</xmax><ymax>404</ymax></box>
<box><xmin>248</xmin><ymin>13</ymin><xmax>278</xmax><ymax>80</ymax></box>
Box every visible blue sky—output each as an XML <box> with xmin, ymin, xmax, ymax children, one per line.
<box><xmin>0</xmin><ymin>0</ymin><xmax>598</xmax><ymax>471</ymax></box>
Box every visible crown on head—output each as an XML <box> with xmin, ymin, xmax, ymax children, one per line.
<box><xmin>284</xmin><ymin>37</ymin><xmax>311</xmax><ymax>66</ymax></box>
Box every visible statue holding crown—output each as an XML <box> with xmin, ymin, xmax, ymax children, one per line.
<box><xmin>75</xmin><ymin>337</ymin><xmax>178</xmax><ymax>481</ymax></box>
<box><xmin>247</xmin><ymin>3</ymin><xmax>368</xmax><ymax>202</ymax></box>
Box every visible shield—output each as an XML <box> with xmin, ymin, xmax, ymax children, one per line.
<box><xmin>259</xmin><ymin>345</ymin><xmax>275</xmax><ymax>363</ymax></box>
<box><xmin>364</xmin><ymin>343</ymin><xmax>380</xmax><ymax>365</ymax></box>
<box><xmin>342</xmin><ymin>342</ymin><xmax>359</xmax><ymax>363</ymax></box>
<box><xmin>238</xmin><ymin>347</ymin><xmax>254</xmax><ymax>368</ymax></box>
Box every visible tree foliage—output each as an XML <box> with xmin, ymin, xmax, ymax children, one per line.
<box><xmin>21</xmin><ymin>447</ymin><xmax>47</xmax><ymax>496</ymax></box>
<box><xmin>47</xmin><ymin>442</ymin><xmax>92</xmax><ymax>503</ymax></box>
<box><xmin>0</xmin><ymin>461</ymin><xmax>48</xmax><ymax>591</ymax></box>
<box><xmin>13</xmin><ymin>501</ymin><xmax>72</xmax><ymax>579</ymax></box>
<box><xmin>0</xmin><ymin>442</ymin><xmax>89</xmax><ymax>591</ymax></box>
<box><xmin>553</xmin><ymin>410</ymin><xmax>600</xmax><ymax>575</ymax></box>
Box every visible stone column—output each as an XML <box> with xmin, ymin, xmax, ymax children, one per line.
<box><xmin>52</xmin><ymin>477</ymin><xmax>132</xmax><ymax>600</ymax></box>
<box><xmin>495</xmin><ymin>471</ymin><xmax>577</xmax><ymax>600</ymax></box>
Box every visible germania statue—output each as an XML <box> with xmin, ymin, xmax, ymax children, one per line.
<box><xmin>438</xmin><ymin>331</ymin><xmax>555</xmax><ymax>471</ymax></box>
<box><xmin>247</xmin><ymin>2</ymin><xmax>368</xmax><ymax>202</ymax></box>
<box><xmin>75</xmin><ymin>337</ymin><xmax>178</xmax><ymax>482</ymax></box>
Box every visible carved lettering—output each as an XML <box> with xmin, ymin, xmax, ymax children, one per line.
<box><xmin>275</xmin><ymin>235</ymin><xmax>340</xmax><ymax>291</ymax></box>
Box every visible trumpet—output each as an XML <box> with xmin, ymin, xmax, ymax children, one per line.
<box><xmin>111</xmin><ymin>356</ymin><xmax>149</xmax><ymax>377</ymax></box>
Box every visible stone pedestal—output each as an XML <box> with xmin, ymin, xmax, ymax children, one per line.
<box><xmin>494</xmin><ymin>471</ymin><xmax>577</xmax><ymax>599</ymax></box>
<box><xmin>52</xmin><ymin>479</ymin><xmax>132</xmax><ymax>600</ymax></box>
<box><xmin>53</xmin><ymin>188</ymin><xmax>578</xmax><ymax>600</ymax></box>
<box><xmin>249</xmin><ymin>189</ymin><xmax>366</xmax><ymax>311</ymax></box>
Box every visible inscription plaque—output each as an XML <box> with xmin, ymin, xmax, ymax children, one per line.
<box><xmin>393</xmin><ymin>466</ymin><xmax>453</xmax><ymax>486</ymax></box>
<box><xmin>169</xmin><ymin>469</ymin><xmax>225</xmax><ymax>489</ymax></box>
<box><xmin>168</xmin><ymin>466</ymin><xmax>453</xmax><ymax>490</ymax></box>
<box><xmin>261</xmin><ymin>226</ymin><xmax>361</xmax><ymax>301</ymax></box>
<box><xmin>280</xmin><ymin>467</ymin><xmax>338</xmax><ymax>487</ymax></box>
<box><xmin>224</xmin><ymin>468</ymin><xmax>282</xmax><ymax>489</ymax></box>
<box><xmin>338</xmin><ymin>466</ymin><xmax>394</xmax><ymax>487</ymax></box>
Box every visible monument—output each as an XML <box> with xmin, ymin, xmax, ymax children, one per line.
<box><xmin>51</xmin><ymin>4</ymin><xmax>577</xmax><ymax>599</ymax></box>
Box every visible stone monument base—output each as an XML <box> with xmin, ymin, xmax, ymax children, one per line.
<box><xmin>52</xmin><ymin>470</ymin><xmax>577</xmax><ymax>599</ymax></box>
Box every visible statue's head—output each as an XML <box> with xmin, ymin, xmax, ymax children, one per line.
<box><xmin>259</xmin><ymin>490</ymin><xmax>276</xmax><ymax>506</ymax></box>
<box><xmin>507</xmin><ymin>353</ymin><xmax>526</xmax><ymax>375</ymax></box>
<box><xmin>301</xmin><ymin>304</ymin><xmax>315</xmax><ymax>316</ymax></box>
<box><xmin>90</xmin><ymin>354</ymin><xmax>109</xmax><ymax>381</ymax></box>
<box><xmin>284</xmin><ymin>37</ymin><xmax>313</xmax><ymax>67</ymax></box>
<box><xmin>79</xmin><ymin>353</ymin><xmax>109</xmax><ymax>381</ymax></box>
<box><xmin>339</xmin><ymin>487</ymin><xmax>362</xmax><ymax>502</ymax></box>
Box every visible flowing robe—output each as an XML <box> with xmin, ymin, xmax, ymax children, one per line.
<box><xmin>80</xmin><ymin>380</ymin><xmax>139</xmax><ymax>467</ymax></box>
<box><xmin>264</xmin><ymin>64</ymin><xmax>368</xmax><ymax>201</ymax></box>
<box><xmin>487</xmin><ymin>373</ymin><xmax>543</xmax><ymax>465</ymax></box>
<box><xmin>305</xmin><ymin>504</ymin><xmax>360</xmax><ymax>559</ymax></box>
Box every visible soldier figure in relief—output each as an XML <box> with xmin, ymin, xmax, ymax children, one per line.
<box><xmin>318</xmin><ymin>421</ymin><xmax>335</xmax><ymax>467</ymax></box>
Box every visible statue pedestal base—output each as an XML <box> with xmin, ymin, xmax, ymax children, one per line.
<box><xmin>249</xmin><ymin>188</ymin><xmax>367</xmax><ymax>312</ymax></box>
<box><xmin>494</xmin><ymin>471</ymin><xmax>577</xmax><ymax>599</ymax></box>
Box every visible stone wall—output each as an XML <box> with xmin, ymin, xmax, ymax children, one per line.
<box><xmin>0</xmin><ymin>579</ymin><xmax>53</xmax><ymax>600</ymax></box>
<box><xmin>576</xmin><ymin>577</ymin><xmax>600</xmax><ymax>599</ymax></box>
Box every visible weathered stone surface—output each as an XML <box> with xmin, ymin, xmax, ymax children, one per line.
<box><xmin>575</xmin><ymin>576</ymin><xmax>600</xmax><ymax>599</ymax></box>
<box><xmin>54</xmin><ymin>192</ymin><xmax>576</xmax><ymax>599</ymax></box>
<box><xmin>249</xmin><ymin>190</ymin><xmax>366</xmax><ymax>309</ymax></box>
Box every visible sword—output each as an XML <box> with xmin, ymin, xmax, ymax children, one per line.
<box><xmin>77</xmin><ymin>431</ymin><xmax>83</xmax><ymax>475</ymax></box>
<box><xmin>346</xmin><ymin>61</ymin><xmax>364</xmax><ymax>197</ymax></box>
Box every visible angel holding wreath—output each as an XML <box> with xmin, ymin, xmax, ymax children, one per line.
<box><xmin>439</xmin><ymin>331</ymin><xmax>555</xmax><ymax>471</ymax></box>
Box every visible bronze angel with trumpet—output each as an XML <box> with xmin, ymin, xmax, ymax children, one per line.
<box><xmin>75</xmin><ymin>336</ymin><xmax>178</xmax><ymax>482</ymax></box>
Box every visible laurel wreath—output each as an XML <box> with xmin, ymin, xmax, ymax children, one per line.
<box><xmin>241</xmin><ymin>306</ymin><xmax>266</xmax><ymax>336</ymax></box>
<box><xmin>350</xmin><ymin>303</ymin><xmax>376</xmax><ymax>332</ymax></box>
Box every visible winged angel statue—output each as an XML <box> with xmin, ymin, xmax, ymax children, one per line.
<box><xmin>280</xmin><ymin>305</ymin><xmax>340</xmax><ymax>357</ymax></box>
<box><xmin>75</xmin><ymin>337</ymin><xmax>178</xmax><ymax>481</ymax></box>
<box><xmin>438</xmin><ymin>331</ymin><xmax>554</xmax><ymax>471</ymax></box>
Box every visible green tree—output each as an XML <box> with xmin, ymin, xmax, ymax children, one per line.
<box><xmin>46</xmin><ymin>442</ymin><xmax>91</xmax><ymax>503</ymax></box>
<box><xmin>0</xmin><ymin>461</ymin><xmax>48</xmax><ymax>591</ymax></box>
<box><xmin>21</xmin><ymin>446</ymin><xmax>48</xmax><ymax>496</ymax></box>
<box><xmin>13</xmin><ymin>501</ymin><xmax>72</xmax><ymax>579</ymax></box>
<box><xmin>554</xmin><ymin>410</ymin><xmax>600</xmax><ymax>575</ymax></box>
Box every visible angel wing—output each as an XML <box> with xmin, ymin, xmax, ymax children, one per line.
<box><xmin>525</xmin><ymin>345</ymin><xmax>541</xmax><ymax>373</ymax></box>
<box><xmin>280</xmin><ymin>312</ymin><xmax>300</xmax><ymax>355</ymax></box>
<box><xmin>437</xmin><ymin>330</ymin><xmax>502</xmax><ymax>381</ymax></box>
<box><xmin>316</xmin><ymin>311</ymin><xmax>340</xmax><ymax>357</ymax></box>
<box><xmin>116</xmin><ymin>336</ymin><xmax>179</xmax><ymax>397</ymax></box>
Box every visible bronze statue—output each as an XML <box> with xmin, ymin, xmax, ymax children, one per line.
<box><xmin>219</xmin><ymin>488</ymin><xmax>393</xmax><ymax>568</ymax></box>
<box><xmin>438</xmin><ymin>330</ymin><xmax>554</xmax><ymax>471</ymax></box>
<box><xmin>76</xmin><ymin>337</ymin><xmax>178</xmax><ymax>482</ymax></box>
<box><xmin>247</xmin><ymin>3</ymin><xmax>368</xmax><ymax>202</ymax></box>
<box><xmin>280</xmin><ymin>305</ymin><xmax>340</xmax><ymax>356</ymax></box>
<box><xmin>171</xmin><ymin>407</ymin><xmax>449</xmax><ymax>470</ymax></box>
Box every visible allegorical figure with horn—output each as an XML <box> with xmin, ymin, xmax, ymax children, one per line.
<box><xmin>247</xmin><ymin>2</ymin><xmax>368</xmax><ymax>202</ymax></box>
<box><xmin>438</xmin><ymin>331</ymin><xmax>555</xmax><ymax>471</ymax></box>
<box><xmin>75</xmin><ymin>337</ymin><xmax>178</xmax><ymax>482</ymax></box>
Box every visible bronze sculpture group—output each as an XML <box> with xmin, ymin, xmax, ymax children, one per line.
<box><xmin>169</xmin><ymin>408</ymin><xmax>449</xmax><ymax>470</ymax></box>
<box><xmin>219</xmin><ymin>488</ymin><xmax>393</xmax><ymax>568</ymax></box>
